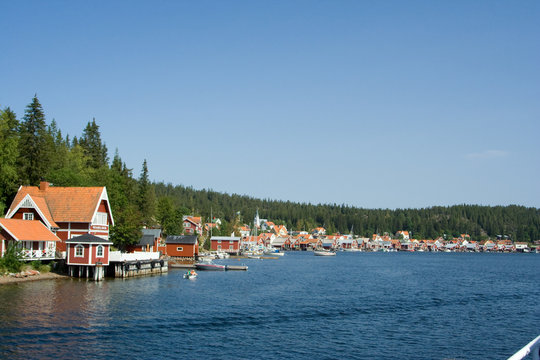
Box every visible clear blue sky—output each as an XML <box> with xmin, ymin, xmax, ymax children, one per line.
<box><xmin>1</xmin><ymin>1</ymin><xmax>539</xmax><ymax>209</ymax></box>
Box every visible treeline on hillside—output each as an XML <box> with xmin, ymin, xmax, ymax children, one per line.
<box><xmin>153</xmin><ymin>184</ymin><xmax>540</xmax><ymax>242</ymax></box>
<box><xmin>1</xmin><ymin>96</ymin><xmax>539</xmax><ymax>245</ymax></box>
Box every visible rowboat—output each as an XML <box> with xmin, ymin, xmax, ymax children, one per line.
<box><xmin>183</xmin><ymin>270</ymin><xmax>198</xmax><ymax>279</ymax></box>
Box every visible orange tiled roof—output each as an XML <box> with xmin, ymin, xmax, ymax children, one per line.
<box><xmin>187</xmin><ymin>216</ymin><xmax>201</xmax><ymax>224</ymax></box>
<box><xmin>31</xmin><ymin>195</ymin><xmax>59</xmax><ymax>228</ymax></box>
<box><xmin>0</xmin><ymin>218</ymin><xmax>60</xmax><ymax>242</ymax></box>
<box><xmin>8</xmin><ymin>185</ymin><xmax>105</xmax><ymax>223</ymax></box>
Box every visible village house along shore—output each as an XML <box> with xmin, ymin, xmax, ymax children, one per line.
<box><xmin>1</xmin><ymin>182</ymin><xmax>538</xmax><ymax>285</ymax></box>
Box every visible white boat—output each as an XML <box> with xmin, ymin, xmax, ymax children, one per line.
<box><xmin>314</xmin><ymin>250</ymin><xmax>336</xmax><ymax>256</ymax></box>
<box><xmin>264</xmin><ymin>249</ymin><xmax>285</xmax><ymax>256</ymax></box>
<box><xmin>199</xmin><ymin>255</ymin><xmax>215</xmax><ymax>262</ymax></box>
<box><xmin>183</xmin><ymin>270</ymin><xmax>198</xmax><ymax>279</ymax></box>
<box><xmin>215</xmin><ymin>251</ymin><xmax>230</xmax><ymax>259</ymax></box>
<box><xmin>508</xmin><ymin>334</ymin><xmax>540</xmax><ymax>360</ymax></box>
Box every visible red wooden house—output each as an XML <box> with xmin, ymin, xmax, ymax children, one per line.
<box><xmin>66</xmin><ymin>233</ymin><xmax>113</xmax><ymax>279</ymax></box>
<box><xmin>183</xmin><ymin>216</ymin><xmax>202</xmax><ymax>235</ymax></box>
<box><xmin>127</xmin><ymin>228</ymin><xmax>163</xmax><ymax>253</ymax></box>
<box><xmin>5</xmin><ymin>181</ymin><xmax>114</xmax><ymax>254</ymax></box>
<box><xmin>0</xmin><ymin>218</ymin><xmax>61</xmax><ymax>260</ymax></box>
<box><xmin>165</xmin><ymin>235</ymin><xmax>199</xmax><ymax>258</ymax></box>
<box><xmin>210</xmin><ymin>236</ymin><xmax>241</xmax><ymax>254</ymax></box>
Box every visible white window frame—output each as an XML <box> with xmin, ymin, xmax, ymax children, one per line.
<box><xmin>96</xmin><ymin>245</ymin><xmax>104</xmax><ymax>258</ymax></box>
<box><xmin>229</xmin><ymin>245</ymin><xmax>234</xmax><ymax>250</ymax></box>
<box><xmin>23</xmin><ymin>212</ymin><xmax>34</xmax><ymax>220</ymax></box>
<box><xmin>218</xmin><ymin>240</ymin><xmax>222</xmax><ymax>243</ymax></box>
<box><xmin>93</xmin><ymin>212</ymin><xmax>108</xmax><ymax>225</ymax></box>
<box><xmin>176</xmin><ymin>247</ymin><xmax>183</xmax><ymax>251</ymax></box>
<box><xmin>217</xmin><ymin>245</ymin><xmax>222</xmax><ymax>250</ymax></box>
<box><xmin>75</xmin><ymin>244</ymin><xmax>84</xmax><ymax>257</ymax></box>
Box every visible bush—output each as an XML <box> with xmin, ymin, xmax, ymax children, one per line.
<box><xmin>28</xmin><ymin>260</ymin><xmax>50</xmax><ymax>273</ymax></box>
<box><xmin>0</xmin><ymin>244</ymin><xmax>23</xmax><ymax>273</ymax></box>
<box><xmin>38</xmin><ymin>264</ymin><xmax>51</xmax><ymax>273</ymax></box>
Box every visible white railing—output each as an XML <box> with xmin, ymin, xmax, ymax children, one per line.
<box><xmin>508</xmin><ymin>335</ymin><xmax>540</xmax><ymax>360</ymax></box>
<box><xmin>21</xmin><ymin>249</ymin><xmax>56</xmax><ymax>260</ymax></box>
<box><xmin>109</xmin><ymin>251</ymin><xmax>160</xmax><ymax>262</ymax></box>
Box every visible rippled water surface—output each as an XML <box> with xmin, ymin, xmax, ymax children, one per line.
<box><xmin>1</xmin><ymin>252</ymin><xmax>539</xmax><ymax>359</ymax></box>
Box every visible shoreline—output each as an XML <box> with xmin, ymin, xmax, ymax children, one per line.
<box><xmin>0</xmin><ymin>272</ymin><xmax>69</xmax><ymax>285</ymax></box>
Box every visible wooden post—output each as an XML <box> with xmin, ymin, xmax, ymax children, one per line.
<box><xmin>94</xmin><ymin>262</ymin><xmax>103</xmax><ymax>281</ymax></box>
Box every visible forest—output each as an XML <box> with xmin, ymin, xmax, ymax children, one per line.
<box><xmin>1</xmin><ymin>96</ymin><xmax>539</xmax><ymax>247</ymax></box>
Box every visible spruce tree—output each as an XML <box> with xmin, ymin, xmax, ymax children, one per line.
<box><xmin>137</xmin><ymin>159</ymin><xmax>156</xmax><ymax>227</ymax></box>
<box><xmin>80</xmin><ymin>118</ymin><xmax>108</xmax><ymax>169</ymax></box>
<box><xmin>18</xmin><ymin>95</ymin><xmax>49</xmax><ymax>185</ymax></box>
<box><xmin>0</xmin><ymin>107</ymin><xmax>20</xmax><ymax>212</ymax></box>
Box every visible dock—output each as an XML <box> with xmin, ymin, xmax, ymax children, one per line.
<box><xmin>225</xmin><ymin>265</ymin><xmax>248</xmax><ymax>271</ymax></box>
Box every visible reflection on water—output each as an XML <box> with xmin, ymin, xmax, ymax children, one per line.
<box><xmin>1</xmin><ymin>253</ymin><xmax>539</xmax><ymax>360</ymax></box>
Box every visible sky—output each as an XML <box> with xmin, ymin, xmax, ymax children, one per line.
<box><xmin>1</xmin><ymin>1</ymin><xmax>539</xmax><ymax>209</ymax></box>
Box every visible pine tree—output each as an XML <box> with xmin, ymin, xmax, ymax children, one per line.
<box><xmin>0</xmin><ymin>107</ymin><xmax>20</xmax><ymax>213</ymax></box>
<box><xmin>137</xmin><ymin>159</ymin><xmax>156</xmax><ymax>227</ymax></box>
<box><xmin>18</xmin><ymin>95</ymin><xmax>50</xmax><ymax>185</ymax></box>
<box><xmin>79</xmin><ymin>118</ymin><xmax>108</xmax><ymax>169</ymax></box>
<box><xmin>107</xmin><ymin>149</ymin><xmax>142</xmax><ymax>249</ymax></box>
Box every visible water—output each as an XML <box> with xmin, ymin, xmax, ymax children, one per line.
<box><xmin>0</xmin><ymin>252</ymin><xmax>538</xmax><ymax>359</ymax></box>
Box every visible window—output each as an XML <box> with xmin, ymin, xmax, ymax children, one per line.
<box><xmin>93</xmin><ymin>212</ymin><xmax>108</xmax><ymax>225</ymax></box>
<box><xmin>176</xmin><ymin>247</ymin><xmax>183</xmax><ymax>251</ymax></box>
<box><xmin>217</xmin><ymin>240</ymin><xmax>222</xmax><ymax>243</ymax></box>
<box><xmin>23</xmin><ymin>213</ymin><xmax>34</xmax><ymax>220</ymax></box>
<box><xmin>75</xmin><ymin>244</ymin><xmax>84</xmax><ymax>257</ymax></box>
<box><xmin>229</xmin><ymin>241</ymin><xmax>234</xmax><ymax>244</ymax></box>
<box><xmin>96</xmin><ymin>245</ymin><xmax>104</xmax><ymax>257</ymax></box>
<box><xmin>217</xmin><ymin>245</ymin><xmax>222</xmax><ymax>250</ymax></box>
<box><xmin>229</xmin><ymin>245</ymin><xmax>234</xmax><ymax>250</ymax></box>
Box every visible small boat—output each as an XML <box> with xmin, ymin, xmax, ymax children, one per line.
<box><xmin>198</xmin><ymin>255</ymin><xmax>216</xmax><ymax>262</ymax></box>
<box><xmin>195</xmin><ymin>263</ymin><xmax>226</xmax><ymax>271</ymax></box>
<box><xmin>215</xmin><ymin>251</ymin><xmax>230</xmax><ymax>259</ymax></box>
<box><xmin>183</xmin><ymin>270</ymin><xmax>198</xmax><ymax>279</ymax></box>
<box><xmin>264</xmin><ymin>249</ymin><xmax>285</xmax><ymax>256</ymax></box>
<box><xmin>314</xmin><ymin>250</ymin><xmax>336</xmax><ymax>256</ymax></box>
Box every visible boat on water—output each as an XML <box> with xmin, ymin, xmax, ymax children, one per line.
<box><xmin>198</xmin><ymin>255</ymin><xmax>216</xmax><ymax>262</ymax></box>
<box><xmin>195</xmin><ymin>263</ymin><xmax>226</xmax><ymax>271</ymax></box>
<box><xmin>314</xmin><ymin>250</ymin><xmax>336</xmax><ymax>256</ymax></box>
<box><xmin>183</xmin><ymin>270</ymin><xmax>198</xmax><ymax>279</ymax></box>
<box><xmin>508</xmin><ymin>334</ymin><xmax>540</xmax><ymax>360</ymax></box>
<box><xmin>264</xmin><ymin>248</ymin><xmax>285</xmax><ymax>256</ymax></box>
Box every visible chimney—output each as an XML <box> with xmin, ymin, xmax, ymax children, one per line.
<box><xmin>40</xmin><ymin>181</ymin><xmax>49</xmax><ymax>191</ymax></box>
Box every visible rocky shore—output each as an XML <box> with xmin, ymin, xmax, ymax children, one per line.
<box><xmin>0</xmin><ymin>271</ymin><xmax>69</xmax><ymax>285</ymax></box>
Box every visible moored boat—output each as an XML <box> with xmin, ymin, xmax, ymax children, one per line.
<box><xmin>264</xmin><ymin>249</ymin><xmax>285</xmax><ymax>256</ymax></box>
<box><xmin>195</xmin><ymin>263</ymin><xmax>226</xmax><ymax>271</ymax></box>
<box><xmin>314</xmin><ymin>250</ymin><xmax>336</xmax><ymax>256</ymax></box>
